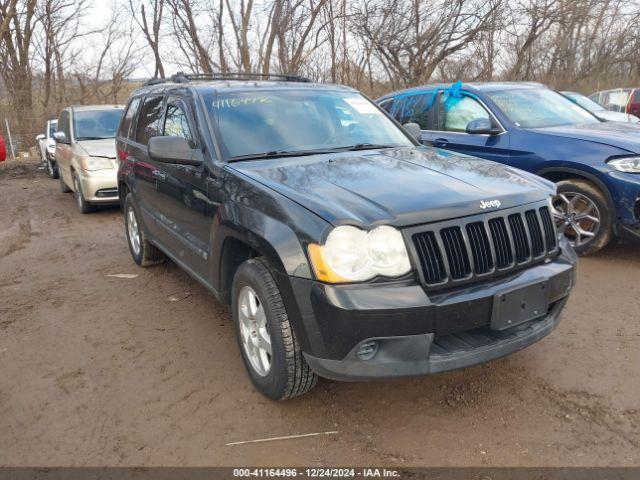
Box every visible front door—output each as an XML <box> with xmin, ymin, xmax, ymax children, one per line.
<box><xmin>152</xmin><ymin>97</ymin><xmax>212</xmax><ymax>280</ymax></box>
<box><xmin>424</xmin><ymin>92</ymin><xmax>511</xmax><ymax>166</ymax></box>
<box><xmin>55</xmin><ymin>110</ymin><xmax>74</xmax><ymax>186</ymax></box>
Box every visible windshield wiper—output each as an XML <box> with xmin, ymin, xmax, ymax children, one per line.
<box><xmin>229</xmin><ymin>148</ymin><xmax>340</xmax><ymax>162</ymax></box>
<box><xmin>335</xmin><ymin>143</ymin><xmax>399</xmax><ymax>151</ymax></box>
<box><xmin>77</xmin><ymin>136</ymin><xmax>112</xmax><ymax>141</ymax></box>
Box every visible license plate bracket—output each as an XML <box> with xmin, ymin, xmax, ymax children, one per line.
<box><xmin>491</xmin><ymin>280</ymin><xmax>550</xmax><ymax>331</ymax></box>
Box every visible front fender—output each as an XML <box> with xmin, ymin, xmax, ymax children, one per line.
<box><xmin>212</xmin><ymin>202</ymin><xmax>319</xmax><ymax>282</ymax></box>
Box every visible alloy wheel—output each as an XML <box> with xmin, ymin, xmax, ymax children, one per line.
<box><xmin>238</xmin><ymin>285</ymin><xmax>272</xmax><ymax>376</ymax></box>
<box><xmin>127</xmin><ymin>206</ymin><xmax>141</xmax><ymax>256</ymax></box>
<box><xmin>552</xmin><ymin>192</ymin><xmax>601</xmax><ymax>248</ymax></box>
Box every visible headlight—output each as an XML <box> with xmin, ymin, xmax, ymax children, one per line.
<box><xmin>608</xmin><ymin>156</ymin><xmax>640</xmax><ymax>173</ymax></box>
<box><xmin>79</xmin><ymin>156</ymin><xmax>113</xmax><ymax>171</ymax></box>
<box><xmin>308</xmin><ymin>225</ymin><xmax>412</xmax><ymax>283</ymax></box>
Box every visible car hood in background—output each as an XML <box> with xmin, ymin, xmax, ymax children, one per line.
<box><xmin>596</xmin><ymin>111</ymin><xmax>640</xmax><ymax>123</ymax></box>
<box><xmin>76</xmin><ymin>139</ymin><xmax>117</xmax><ymax>159</ymax></box>
<box><xmin>230</xmin><ymin>147</ymin><xmax>554</xmax><ymax>227</ymax></box>
<box><xmin>533</xmin><ymin>122</ymin><xmax>640</xmax><ymax>153</ymax></box>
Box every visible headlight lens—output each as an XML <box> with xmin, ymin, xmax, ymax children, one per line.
<box><xmin>308</xmin><ymin>225</ymin><xmax>412</xmax><ymax>283</ymax></box>
<box><xmin>79</xmin><ymin>156</ymin><xmax>113</xmax><ymax>171</ymax></box>
<box><xmin>608</xmin><ymin>156</ymin><xmax>640</xmax><ymax>173</ymax></box>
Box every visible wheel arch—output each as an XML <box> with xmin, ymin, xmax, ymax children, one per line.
<box><xmin>536</xmin><ymin>166</ymin><xmax>615</xmax><ymax>212</ymax></box>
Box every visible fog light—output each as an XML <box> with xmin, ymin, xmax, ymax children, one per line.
<box><xmin>356</xmin><ymin>341</ymin><xmax>379</xmax><ymax>361</ymax></box>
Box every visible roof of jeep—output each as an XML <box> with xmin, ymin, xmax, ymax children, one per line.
<box><xmin>132</xmin><ymin>79</ymin><xmax>357</xmax><ymax>97</ymax></box>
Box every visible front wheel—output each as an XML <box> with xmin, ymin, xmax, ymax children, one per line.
<box><xmin>232</xmin><ymin>258</ymin><xmax>318</xmax><ymax>400</ymax></box>
<box><xmin>553</xmin><ymin>179</ymin><xmax>613</xmax><ymax>255</ymax></box>
<box><xmin>73</xmin><ymin>172</ymin><xmax>94</xmax><ymax>214</ymax></box>
<box><xmin>46</xmin><ymin>155</ymin><xmax>59</xmax><ymax>179</ymax></box>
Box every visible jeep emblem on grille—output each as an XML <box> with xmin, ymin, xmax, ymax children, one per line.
<box><xmin>480</xmin><ymin>199</ymin><xmax>501</xmax><ymax>209</ymax></box>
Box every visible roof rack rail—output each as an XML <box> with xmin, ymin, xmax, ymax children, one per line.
<box><xmin>145</xmin><ymin>71</ymin><xmax>312</xmax><ymax>86</ymax></box>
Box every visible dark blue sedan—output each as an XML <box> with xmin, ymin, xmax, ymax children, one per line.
<box><xmin>378</xmin><ymin>82</ymin><xmax>640</xmax><ymax>254</ymax></box>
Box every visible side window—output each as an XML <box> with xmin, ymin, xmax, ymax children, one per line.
<box><xmin>379</xmin><ymin>99</ymin><xmax>393</xmax><ymax>114</ymax></box>
<box><xmin>58</xmin><ymin>111</ymin><xmax>71</xmax><ymax>140</ymax></box>
<box><xmin>389</xmin><ymin>93</ymin><xmax>435</xmax><ymax>129</ymax></box>
<box><xmin>438</xmin><ymin>95</ymin><xmax>491</xmax><ymax>133</ymax></box>
<box><xmin>163</xmin><ymin>102</ymin><xmax>194</xmax><ymax>147</ymax></box>
<box><xmin>119</xmin><ymin>97</ymin><xmax>142</xmax><ymax>140</ymax></box>
<box><xmin>135</xmin><ymin>96</ymin><xmax>164</xmax><ymax>145</ymax></box>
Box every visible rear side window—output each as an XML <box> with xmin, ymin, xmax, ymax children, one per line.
<box><xmin>119</xmin><ymin>97</ymin><xmax>141</xmax><ymax>140</ymax></box>
<box><xmin>135</xmin><ymin>96</ymin><xmax>164</xmax><ymax>145</ymax></box>
<box><xmin>388</xmin><ymin>93</ymin><xmax>435</xmax><ymax>129</ymax></box>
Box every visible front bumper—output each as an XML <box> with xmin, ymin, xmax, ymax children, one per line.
<box><xmin>603</xmin><ymin>171</ymin><xmax>640</xmax><ymax>242</ymax></box>
<box><xmin>77</xmin><ymin>168</ymin><xmax>119</xmax><ymax>204</ymax></box>
<box><xmin>287</xmin><ymin>244</ymin><xmax>576</xmax><ymax>382</ymax></box>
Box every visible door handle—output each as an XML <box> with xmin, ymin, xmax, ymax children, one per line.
<box><xmin>152</xmin><ymin>169</ymin><xmax>167</xmax><ymax>181</ymax></box>
<box><xmin>432</xmin><ymin>138</ymin><xmax>449</xmax><ymax>148</ymax></box>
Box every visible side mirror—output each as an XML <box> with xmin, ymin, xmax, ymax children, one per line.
<box><xmin>466</xmin><ymin>118</ymin><xmax>501</xmax><ymax>135</ymax></box>
<box><xmin>36</xmin><ymin>134</ymin><xmax>45</xmax><ymax>141</ymax></box>
<box><xmin>403</xmin><ymin>122</ymin><xmax>422</xmax><ymax>141</ymax></box>
<box><xmin>53</xmin><ymin>131</ymin><xmax>67</xmax><ymax>143</ymax></box>
<box><xmin>148</xmin><ymin>136</ymin><xmax>203</xmax><ymax>166</ymax></box>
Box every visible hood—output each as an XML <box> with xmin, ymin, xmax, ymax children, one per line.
<box><xmin>533</xmin><ymin>122</ymin><xmax>640</xmax><ymax>153</ymax></box>
<box><xmin>230</xmin><ymin>147</ymin><xmax>554</xmax><ymax>227</ymax></box>
<box><xmin>76</xmin><ymin>138</ymin><xmax>117</xmax><ymax>159</ymax></box>
<box><xmin>596</xmin><ymin>111</ymin><xmax>640</xmax><ymax>124</ymax></box>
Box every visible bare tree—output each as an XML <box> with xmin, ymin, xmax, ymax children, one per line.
<box><xmin>129</xmin><ymin>0</ymin><xmax>165</xmax><ymax>78</ymax></box>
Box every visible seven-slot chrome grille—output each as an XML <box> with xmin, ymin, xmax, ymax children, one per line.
<box><xmin>409</xmin><ymin>202</ymin><xmax>558</xmax><ymax>289</ymax></box>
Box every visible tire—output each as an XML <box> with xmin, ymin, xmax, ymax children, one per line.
<box><xmin>73</xmin><ymin>172</ymin><xmax>94</xmax><ymax>214</ymax></box>
<box><xmin>46</xmin><ymin>156</ymin><xmax>59</xmax><ymax>179</ymax></box>
<box><xmin>123</xmin><ymin>193</ymin><xmax>165</xmax><ymax>267</ymax></box>
<box><xmin>232</xmin><ymin>258</ymin><xmax>318</xmax><ymax>400</ymax></box>
<box><xmin>553</xmin><ymin>179</ymin><xmax>613</xmax><ymax>255</ymax></box>
<box><xmin>59</xmin><ymin>170</ymin><xmax>71</xmax><ymax>193</ymax></box>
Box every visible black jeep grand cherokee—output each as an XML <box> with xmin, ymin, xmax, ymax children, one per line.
<box><xmin>116</xmin><ymin>73</ymin><xmax>577</xmax><ymax>400</ymax></box>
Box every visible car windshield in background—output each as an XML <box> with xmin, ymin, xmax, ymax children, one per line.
<box><xmin>487</xmin><ymin>88</ymin><xmax>599</xmax><ymax>128</ymax></box>
<box><xmin>205</xmin><ymin>90</ymin><xmax>413</xmax><ymax>159</ymax></box>
<box><xmin>49</xmin><ymin>121</ymin><xmax>57</xmax><ymax>137</ymax></box>
<box><xmin>566</xmin><ymin>92</ymin><xmax>607</xmax><ymax>112</ymax></box>
<box><xmin>74</xmin><ymin>109</ymin><xmax>124</xmax><ymax>141</ymax></box>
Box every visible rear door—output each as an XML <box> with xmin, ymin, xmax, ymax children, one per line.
<box><xmin>426</xmin><ymin>92</ymin><xmax>512</xmax><ymax>166</ymax></box>
<box><xmin>129</xmin><ymin>95</ymin><xmax>166</xmax><ymax>238</ymax></box>
<box><xmin>151</xmin><ymin>96</ymin><xmax>212</xmax><ymax>279</ymax></box>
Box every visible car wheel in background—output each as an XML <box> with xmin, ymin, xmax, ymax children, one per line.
<box><xmin>73</xmin><ymin>172</ymin><xmax>94</xmax><ymax>214</ymax></box>
<box><xmin>59</xmin><ymin>170</ymin><xmax>71</xmax><ymax>193</ymax></box>
<box><xmin>553</xmin><ymin>179</ymin><xmax>613</xmax><ymax>255</ymax></box>
<box><xmin>46</xmin><ymin>156</ymin><xmax>59</xmax><ymax>179</ymax></box>
<box><xmin>123</xmin><ymin>193</ymin><xmax>165</xmax><ymax>267</ymax></box>
<box><xmin>232</xmin><ymin>258</ymin><xmax>318</xmax><ymax>400</ymax></box>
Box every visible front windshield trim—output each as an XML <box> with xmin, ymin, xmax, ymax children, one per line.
<box><xmin>204</xmin><ymin>89</ymin><xmax>416</xmax><ymax>162</ymax></box>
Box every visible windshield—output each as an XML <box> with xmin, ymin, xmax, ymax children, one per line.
<box><xmin>565</xmin><ymin>92</ymin><xmax>606</xmax><ymax>112</ymax></box>
<box><xmin>487</xmin><ymin>88</ymin><xmax>599</xmax><ymax>128</ymax></box>
<box><xmin>73</xmin><ymin>109</ymin><xmax>124</xmax><ymax>141</ymax></box>
<box><xmin>48</xmin><ymin>120</ymin><xmax>57</xmax><ymax>137</ymax></box>
<box><xmin>204</xmin><ymin>90</ymin><xmax>413</xmax><ymax>159</ymax></box>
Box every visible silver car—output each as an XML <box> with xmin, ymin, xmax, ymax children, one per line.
<box><xmin>53</xmin><ymin>105</ymin><xmax>124</xmax><ymax>213</ymax></box>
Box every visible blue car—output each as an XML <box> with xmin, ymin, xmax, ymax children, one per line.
<box><xmin>378</xmin><ymin>82</ymin><xmax>640</xmax><ymax>254</ymax></box>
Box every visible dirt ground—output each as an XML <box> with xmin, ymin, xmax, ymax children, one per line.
<box><xmin>1</xmin><ymin>159</ymin><xmax>639</xmax><ymax>468</ymax></box>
